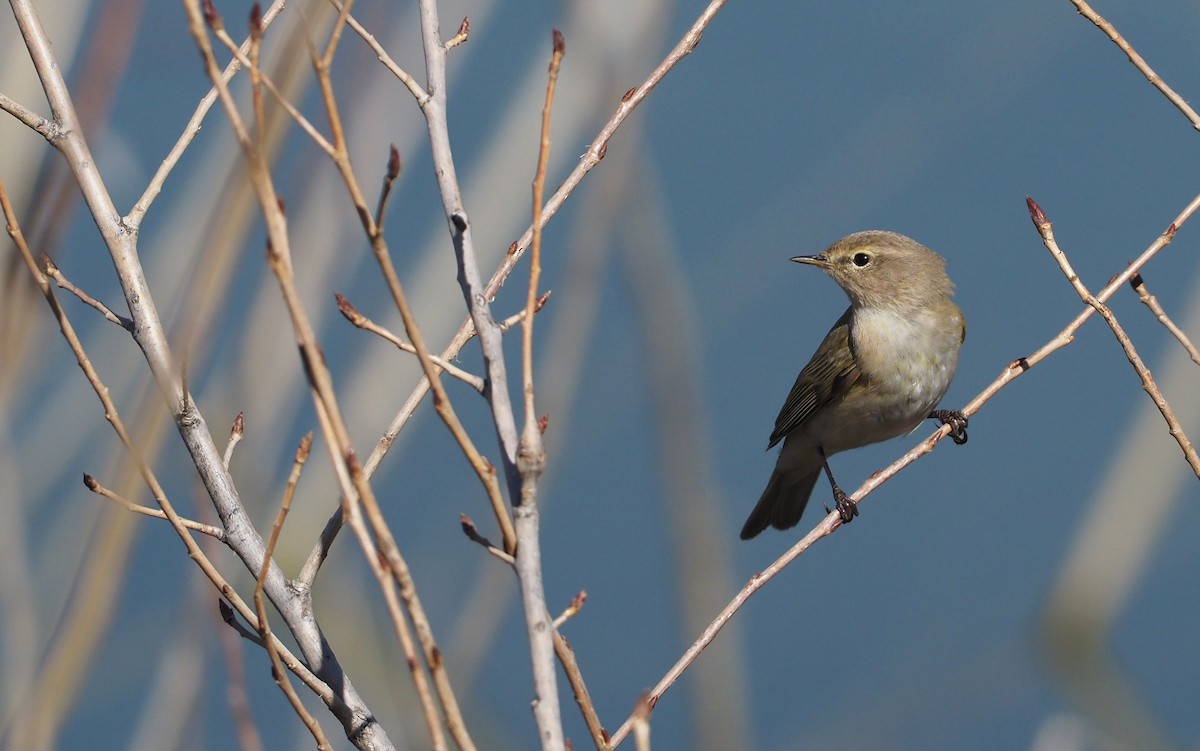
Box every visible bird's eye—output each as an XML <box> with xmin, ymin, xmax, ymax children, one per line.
<box><xmin>852</xmin><ymin>252</ymin><xmax>871</xmax><ymax>267</ymax></box>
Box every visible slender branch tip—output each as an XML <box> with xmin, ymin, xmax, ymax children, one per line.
<box><xmin>203</xmin><ymin>0</ymin><xmax>222</xmax><ymax>31</ymax></box>
<box><xmin>387</xmin><ymin>144</ymin><xmax>402</xmax><ymax>180</ymax></box>
<box><xmin>1026</xmin><ymin>196</ymin><xmax>1049</xmax><ymax>227</ymax></box>
<box><xmin>249</xmin><ymin>3</ymin><xmax>263</xmax><ymax>38</ymax></box>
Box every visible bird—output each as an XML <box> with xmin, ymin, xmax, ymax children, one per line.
<box><xmin>740</xmin><ymin>230</ymin><xmax>968</xmax><ymax>540</ymax></box>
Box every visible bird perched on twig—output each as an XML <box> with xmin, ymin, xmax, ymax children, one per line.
<box><xmin>741</xmin><ymin>230</ymin><xmax>968</xmax><ymax>540</ymax></box>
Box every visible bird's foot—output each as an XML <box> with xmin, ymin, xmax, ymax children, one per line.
<box><xmin>823</xmin><ymin>487</ymin><xmax>858</xmax><ymax>524</ymax></box>
<box><xmin>929</xmin><ymin>409</ymin><xmax>969</xmax><ymax>445</ymax></box>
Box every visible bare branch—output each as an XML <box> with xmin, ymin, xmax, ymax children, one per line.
<box><xmin>1</xmin><ymin>178</ymin><xmax>332</xmax><ymax>711</ymax></box>
<box><xmin>552</xmin><ymin>590</ymin><xmax>587</xmax><ymax>629</ymax></box>
<box><xmin>82</xmin><ymin>474</ymin><xmax>227</xmax><ymax>541</ymax></box>
<box><xmin>127</xmin><ymin>0</ymin><xmax>288</xmax><ymax>227</ymax></box>
<box><xmin>1069</xmin><ymin>0</ymin><xmax>1200</xmax><ymax>131</ymax></box>
<box><xmin>1027</xmin><ymin>197</ymin><xmax>1200</xmax><ymax>477</ymax></box>
<box><xmin>605</xmin><ymin>187</ymin><xmax>1200</xmax><ymax>746</ymax></box>
<box><xmin>1130</xmin><ymin>273</ymin><xmax>1200</xmax><ymax>365</ymax></box>
<box><xmin>327</xmin><ymin>0</ymin><xmax>428</xmax><ymax>103</ymax></box>
<box><xmin>459</xmin><ymin>514</ymin><xmax>516</xmax><ymax>565</ymax></box>
<box><xmin>223</xmin><ymin>412</ymin><xmax>245</xmax><ymax>470</ymax></box>
<box><xmin>0</xmin><ymin>91</ymin><xmax>56</xmax><ymax>137</ymax></box>
<box><xmin>335</xmin><ymin>293</ymin><xmax>485</xmax><ymax>392</ymax></box>
<box><xmin>42</xmin><ymin>255</ymin><xmax>133</xmax><ymax>330</ymax></box>
<box><xmin>254</xmin><ymin>432</ymin><xmax>334</xmax><ymax>751</ymax></box>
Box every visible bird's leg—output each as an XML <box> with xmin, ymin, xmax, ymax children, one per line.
<box><xmin>817</xmin><ymin>447</ymin><xmax>857</xmax><ymax>523</ymax></box>
<box><xmin>929</xmin><ymin>409</ymin><xmax>969</xmax><ymax>445</ymax></box>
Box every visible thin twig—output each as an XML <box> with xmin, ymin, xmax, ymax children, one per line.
<box><xmin>521</xmin><ymin>29</ymin><xmax>563</xmax><ymax>430</ymax></box>
<box><xmin>1129</xmin><ymin>273</ymin><xmax>1200</xmax><ymax>365</ymax></box>
<box><xmin>127</xmin><ymin>0</ymin><xmax>288</xmax><ymax>228</ymax></box>
<box><xmin>1068</xmin><ymin>0</ymin><xmax>1200</xmax><ymax>131</ymax></box>
<box><xmin>41</xmin><ymin>255</ymin><xmax>134</xmax><ymax>330</ymax></box>
<box><xmin>457</xmin><ymin>518</ymin><xmax>607</xmax><ymax>748</ymax></box>
<box><xmin>82</xmin><ymin>474</ymin><xmax>227</xmax><ymax>541</ymax></box>
<box><xmin>208</xmin><ymin>20</ymin><xmax>336</xmax><ymax>157</ymax></box>
<box><xmin>318</xmin><ymin>0</ymin><xmax>728</xmax><ymax>566</ymax></box>
<box><xmin>220</xmin><ymin>601</ymin><xmax>266</xmax><ymax>646</ymax></box>
<box><xmin>375</xmin><ymin>144</ymin><xmax>401</xmax><ymax>232</ymax></box>
<box><xmin>310</xmin><ymin>25</ymin><xmax>515</xmax><ymax>566</ymax></box>
<box><xmin>181</xmin><ymin>3</ymin><xmax>400</xmax><ymax>747</ymax></box>
<box><xmin>0</xmin><ymin>91</ymin><xmax>56</xmax><ymax>137</ymax></box>
<box><xmin>1027</xmin><ymin>197</ymin><xmax>1200</xmax><ymax>476</ymax></box>
<box><xmin>443</xmin><ymin>17</ymin><xmax>470</xmax><ymax>50</ymax></box>
<box><xmin>553</xmin><ymin>590</ymin><xmax>587</xmax><ymax>629</ymax></box>
<box><xmin>223</xmin><ymin>412</ymin><xmax>245</xmax><ymax>470</ymax></box>
<box><xmin>326</xmin><ymin>0</ymin><xmax>428</xmax><ymax>103</ymax></box>
<box><xmin>509</xmin><ymin>28</ymin><xmax>567</xmax><ymax>750</ymax></box>
<box><xmin>247</xmin><ymin>12</ymin><xmax>467</xmax><ymax>749</ymax></box>
<box><xmin>254</xmin><ymin>433</ymin><xmax>333</xmax><ymax>751</ymax></box>
<box><xmin>605</xmin><ymin>188</ymin><xmax>1200</xmax><ymax>747</ymax></box>
<box><xmin>553</xmin><ymin>629</ymin><xmax>607</xmax><ymax>749</ymax></box>
<box><xmin>335</xmin><ymin>293</ymin><xmax>485</xmax><ymax>392</ymax></box>
<box><xmin>459</xmin><ymin>514</ymin><xmax>516</xmax><ymax>565</ymax></box>
<box><xmin>1</xmin><ymin>177</ymin><xmax>332</xmax><ymax>708</ymax></box>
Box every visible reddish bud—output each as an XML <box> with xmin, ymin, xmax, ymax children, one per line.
<box><xmin>83</xmin><ymin>473</ymin><xmax>98</xmax><ymax>491</ymax></box>
<box><xmin>249</xmin><ymin>2</ymin><xmax>262</xmax><ymax>37</ymax></box>
<box><xmin>296</xmin><ymin>432</ymin><xmax>313</xmax><ymax>461</ymax></box>
<box><xmin>1025</xmin><ymin>196</ymin><xmax>1048</xmax><ymax>227</ymax></box>
<box><xmin>276</xmin><ymin>195</ymin><xmax>286</xmax><ymax>216</ymax></box>
<box><xmin>334</xmin><ymin>292</ymin><xmax>362</xmax><ymax>323</ymax></box>
<box><xmin>457</xmin><ymin>17</ymin><xmax>470</xmax><ymax>39</ymax></box>
<box><xmin>535</xmin><ymin>289</ymin><xmax>551</xmax><ymax>311</ymax></box>
<box><xmin>1166</xmin><ymin>222</ymin><xmax>1177</xmax><ymax>240</ymax></box>
<box><xmin>203</xmin><ymin>0</ymin><xmax>222</xmax><ymax>31</ymax></box>
<box><xmin>232</xmin><ymin>411</ymin><xmax>244</xmax><ymax>436</ymax></box>
<box><xmin>507</xmin><ymin>241</ymin><xmax>520</xmax><ymax>256</ymax></box>
<box><xmin>622</xmin><ymin>87</ymin><xmax>636</xmax><ymax>102</ymax></box>
<box><xmin>597</xmin><ymin>141</ymin><xmax>608</xmax><ymax>160</ymax></box>
<box><xmin>387</xmin><ymin>144</ymin><xmax>401</xmax><ymax>180</ymax></box>
<box><xmin>552</xmin><ymin>28</ymin><xmax>565</xmax><ymax>56</ymax></box>
<box><xmin>538</xmin><ymin>414</ymin><xmax>549</xmax><ymax>434</ymax></box>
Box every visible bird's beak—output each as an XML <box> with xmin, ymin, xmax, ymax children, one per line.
<box><xmin>790</xmin><ymin>253</ymin><xmax>830</xmax><ymax>268</ymax></box>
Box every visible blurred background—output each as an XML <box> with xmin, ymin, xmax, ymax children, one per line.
<box><xmin>2</xmin><ymin>1</ymin><xmax>1198</xmax><ymax>749</ymax></box>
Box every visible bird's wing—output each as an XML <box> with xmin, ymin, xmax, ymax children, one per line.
<box><xmin>768</xmin><ymin>308</ymin><xmax>861</xmax><ymax>447</ymax></box>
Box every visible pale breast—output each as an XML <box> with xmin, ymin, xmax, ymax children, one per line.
<box><xmin>850</xmin><ymin>305</ymin><xmax>963</xmax><ymax>423</ymax></box>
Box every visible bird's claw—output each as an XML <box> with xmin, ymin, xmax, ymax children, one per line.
<box><xmin>930</xmin><ymin>409</ymin><xmax>969</xmax><ymax>445</ymax></box>
<box><xmin>824</xmin><ymin>489</ymin><xmax>858</xmax><ymax>524</ymax></box>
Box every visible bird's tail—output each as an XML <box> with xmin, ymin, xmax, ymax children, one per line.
<box><xmin>739</xmin><ymin>468</ymin><xmax>821</xmax><ymax>540</ymax></box>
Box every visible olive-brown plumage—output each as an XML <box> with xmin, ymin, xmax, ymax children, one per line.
<box><xmin>741</xmin><ymin>231</ymin><xmax>965</xmax><ymax>539</ymax></box>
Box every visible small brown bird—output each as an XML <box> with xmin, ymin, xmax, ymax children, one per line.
<box><xmin>741</xmin><ymin>231</ymin><xmax>967</xmax><ymax>540</ymax></box>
